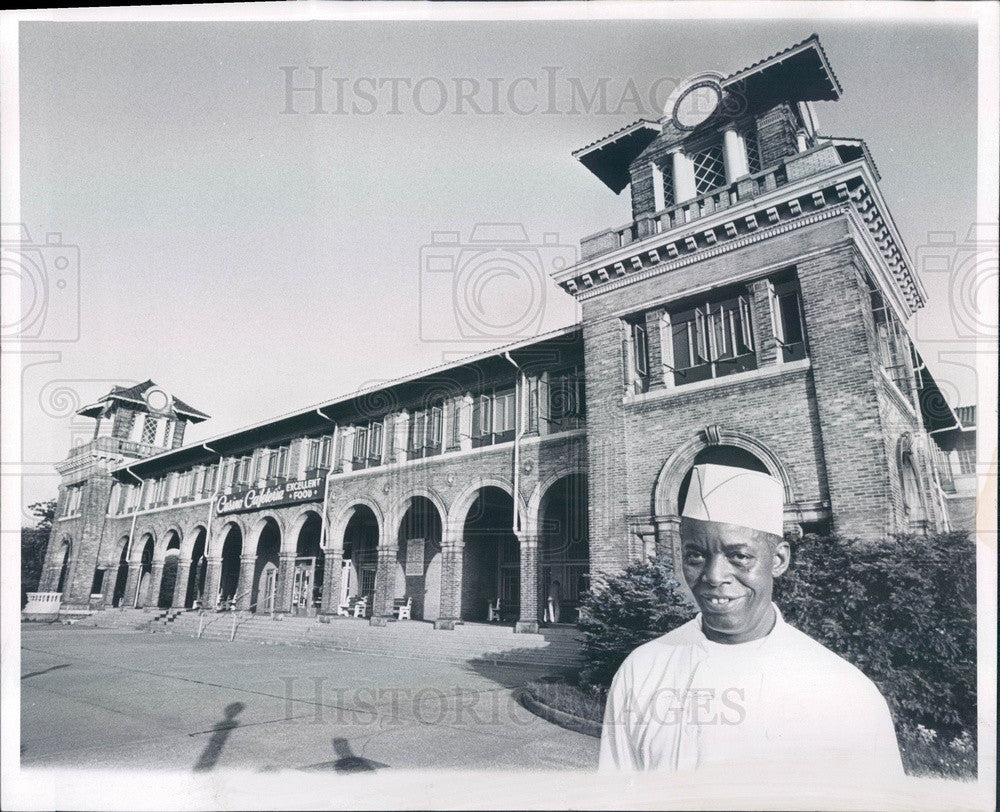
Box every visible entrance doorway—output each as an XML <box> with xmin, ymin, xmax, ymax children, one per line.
<box><xmin>258</xmin><ymin>563</ymin><xmax>278</xmax><ymax>613</ymax></box>
<box><xmin>251</xmin><ymin>518</ymin><xmax>281</xmax><ymax>613</ymax></box>
<box><xmin>292</xmin><ymin>557</ymin><xmax>316</xmax><ymax>616</ymax></box>
<box><xmin>539</xmin><ymin>473</ymin><xmax>589</xmax><ymax>624</ymax></box>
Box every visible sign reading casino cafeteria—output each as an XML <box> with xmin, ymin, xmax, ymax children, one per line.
<box><xmin>216</xmin><ymin>477</ymin><xmax>324</xmax><ymax>515</ymax></box>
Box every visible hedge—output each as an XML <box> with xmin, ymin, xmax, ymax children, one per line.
<box><xmin>577</xmin><ymin>531</ymin><xmax>977</xmax><ymax>742</ymax></box>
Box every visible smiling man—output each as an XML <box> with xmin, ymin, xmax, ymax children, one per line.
<box><xmin>598</xmin><ymin>463</ymin><xmax>904</xmax><ymax>781</ymax></box>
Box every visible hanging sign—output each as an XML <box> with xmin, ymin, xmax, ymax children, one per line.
<box><xmin>216</xmin><ymin>476</ymin><xmax>323</xmax><ymax>515</ymax></box>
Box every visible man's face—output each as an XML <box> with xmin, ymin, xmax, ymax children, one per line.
<box><xmin>680</xmin><ymin>517</ymin><xmax>790</xmax><ymax>644</ymax></box>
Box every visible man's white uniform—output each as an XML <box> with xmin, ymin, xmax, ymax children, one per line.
<box><xmin>599</xmin><ymin>606</ymin><xmax>903</xmax><ymax>777</ymax></box>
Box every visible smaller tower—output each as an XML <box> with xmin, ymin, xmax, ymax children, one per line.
<box><xmin>23</xmin><ymin>381</ymin><xmax>209</xmax><ymax>619</ymax></box>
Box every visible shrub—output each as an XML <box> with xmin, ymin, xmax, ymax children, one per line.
<box><xmin>774</xmin><ymin>530</ymin><xmax>976</xmax><ymax>740</ymax></box>
<box><xmin>577</xmin><ymin>557</ymin><xmax>693</xmax><ymax>687</ymax></box>
<box><xmin>576</xmin><ymin>531</ymin><xmax>976</xmax><ymax>776</ymax></box>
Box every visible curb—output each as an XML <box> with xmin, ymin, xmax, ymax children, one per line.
<box><xmin>517</xmin><ymin>689</ymin><xmax>602</xmax><ymax>739</ymax></box>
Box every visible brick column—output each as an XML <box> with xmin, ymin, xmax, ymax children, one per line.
<box><xmin>235</xmin><ymin>554</ymin><xmax>256</xmax><ymax>610</ymax></box>
<box><xmin>320</xmin><ymin>548</ymin><xmax>343</xmax><ymax>614</ymax></box>
<box><xmin>644</xmin><ymin>307</ymin><xmax>667</xmax><ymax>390</ymax></box>
<box><xmin>202</xmin><ymin>556</ymin><xmax>223</xmax><ymax>609</ymax></box>
<box><xmin>102</xmin><ymin>564</ymin><xmax>120</xmax><ymax>606</ymax></box>
<box><xmin>146</xmin><ymin>562</ymin><xmax>165</xmax><ymax>609</ymax></box>
<box><xmin>275</xmin><ymin>552</ymin><xmax>296</xmax><ymax>614</ymax></box>
<box><xmin>515</xmin><ymin>534</ymin><xmax>540</xmax><ymax>634</ymax></box>
<box><xmin>123</xmin><ymin>565</ymin><xmax>142</xmax><ymax>608</ymax></box>
<box><xmin>171</xmin><ymin>561</ymin><xmax>191</xmax><ymax>608</ymax></box>
<box><xmin>435</xmin><ymin>531</ymin><xmax>464</xmax><ymax>630</ymax></box>
<box><xmin>370</xmin><ymin>543</ymin><xmax>399</xmax><ymax>626</ymax></box>
<box><xmin>748</xmin><ymin>279</ymin><xmax>778</xmax><ymax>366</ymax></box>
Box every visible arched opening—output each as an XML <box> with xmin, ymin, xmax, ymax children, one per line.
<box><xmin>292</xmin><ymin>512</ymin><xmax>323</xmax><ymax>617</ymax></box>
<box><xmin>185</xmin><ymin>528</ymin><xmax>208</xmax><ymax>608</ymax></box>
<box><xmin>218</xmin><ymin>525</ymin><xmax>243</xmax><ymax>606</ymax></box>
<box><xmin>343</xmin><ymin>505</ymin><xmax>379</xmax><ymax>608</ymax></box>
<box><xmin>251</xmin><ymin>518</ymin><xmax>281</xmax><ymax>613</ymax></box>
<box><xmin>539</xmin><ymin>473</ymin><xmax>589</xmax><ymax>625</ymax></box>
<box><xmin>135</xmin><ymin>535</ymin><xmax>155</xmax><ymax>608</ymax></box>
<box><xmin>396</xmin><ymin>496</ymin><xmax>443</xmax><ymax>621</ymax></box>
<box><xmin>55</xmin><ymin>539</ymin><xmax>72</xmax><ymax>594</ymax></box>
<box><xmin>461</xmin><ymin>487</ymin><xmax>518</xmax><ymax>623</ymax></box>
<box><xmin>157</xmin><ymin>532</ymin><xmax>181</xmax><ymax>608</ymax></box>
<box><xmin>676</xmin><ymin>445</ymin><xmax>770</xmax><ymax>514</ymax></box>
<box><xmin>112</xmin><ymin>539</ymin><xmax>130</xmax><ymax>607</ymax></box>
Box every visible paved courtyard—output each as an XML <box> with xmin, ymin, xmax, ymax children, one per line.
<box><xmin>20</xmin><ymin>626</ymin><xmax>598</xmax><ymax>772</ymax></box>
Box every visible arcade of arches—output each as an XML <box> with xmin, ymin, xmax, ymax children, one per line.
<box><xmin>105</xmin><ymin>476</ymin><xmax>593</xmax><ymax>628</ymax></box>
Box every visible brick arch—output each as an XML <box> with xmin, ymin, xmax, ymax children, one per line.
<box><xmin>108</xmin><ymin>534</ymin><xmax>130</xmax><ymax>565</ymax></box>
<box><xmin>130</xmin><ymin>529</ymin><xmax>157</xmax><ymax>564</ymax></box>
<box><xmin>287</xmin><ymin>507</ymin><xmax>324</xmax><ymax>545</ymax></box>
<box><xmin>525</xmin><ymin>465</ymin><xmax>588</xmax><ymax>537</ymax></box>
<box><xmin>330</xmin><ymin>498</ymin><xmax>385</xmax><ymax>551</ymax></box>
<box><xmin>180</xmin><ymin>523</ymin><xmax>208</xmax><ymax>560</ymax></box>
<box><xmin>246</xmin><ymin>512</ymin><xmax>285</xmax><ymax>554</ymax></box>
<box><xmin>447</xmin><ymin>476</ymin><xmax>524</xmax><ymax>534</ymax></box>
<box><xmin>156</xmin><ymin>524</ymin><xmax>185</xmax><ymax>561</ymax></box>
<box><xmin>387</xmin><ymin>487</ymin><xmax>448</xmax><ymax>545</ymax></box>
<box><xmin>653</xmin><ymin>427</ymin><xmax>796</xmax><ymax>518</ymax></box>
<box><xmin>215</xmin><ymin>519</ymin><xmax>245</xmax><ymax>557</ymax></box>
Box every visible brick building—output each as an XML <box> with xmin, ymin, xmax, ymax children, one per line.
<box><xmin>25</xmin><ymin>36</ymin><xmax>974</xmax><ymax>628</ymax></box>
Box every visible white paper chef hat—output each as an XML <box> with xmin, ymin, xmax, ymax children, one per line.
<box><xmin>681</xmin><ymin>463</ymin><xmax>784</xmax><ymax>537</ymax></box>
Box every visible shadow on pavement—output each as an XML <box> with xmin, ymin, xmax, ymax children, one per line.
<box><xmin>297</xmin><ymin>737</ymin><xmax>389</xmax><ymax>772</ymax></box>
<box><xmin>193</xmin><ymin>701</ymin><xmax>245</xmax><ymax>772</ymax></box>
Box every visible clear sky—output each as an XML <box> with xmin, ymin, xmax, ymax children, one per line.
<box><xmin>14</xmin><ymin>18</ymin><xmax>981</xmax><ymax>517</ymax></box>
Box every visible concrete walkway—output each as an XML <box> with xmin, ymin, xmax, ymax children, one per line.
<box><xmin>20</xmin><ymin>626</ymin><xmax>598</xmax><ymax>773</ymax></box>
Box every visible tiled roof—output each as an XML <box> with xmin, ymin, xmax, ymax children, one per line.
<box><xmin>571</xmin><ymin>119</ymin><xmax>661</xmax><ymax>158</ymax></box>
<box><xmin>955</xmin><ymin>405</ymin><xmax>976</xmax><ymax>428</ymax></box>
<box><xmin>723</xmin><ymin>33</ymin><xmax>843</xmax><ymax>96</ymax></box>
<box><xmin>78</xmin><ymin>379</ymin><xmax>210</xmax><ymax>421</ymax></box>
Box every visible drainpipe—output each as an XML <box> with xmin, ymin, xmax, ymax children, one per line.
<box><xmin>123</xmin><ymin>466</ymin><xmax>145</xmax><ymax>607</ymax></box>
<box><xmin>315</xmin><ymin>408</ymin><xmax>336</xmax><ymax>551</ymax></box>
<box><xmin>201</xmin><ymin>444</ymin><xmax>220</xmax><ymax>557</ymax></box>
<box><xmin>503</xmin><ymin>352</ymin><xmax>527</xmax><ymax>540</ymax></box>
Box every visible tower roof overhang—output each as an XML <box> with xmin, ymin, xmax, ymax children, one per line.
<box><xmin>572</xmin><ymin>120</ymin><xmax>662</xmax><ymax>195</ymax></box>
<box><xmin>575</xmin><ymin>35</ymin><xmax>842</xmax><ymax>193</ymax></box>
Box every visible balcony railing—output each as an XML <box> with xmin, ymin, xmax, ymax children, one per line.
<box><xmin>68</xmin><ymin>435</ymin><xmax>163</xmax><ymax>459</ymax></box>
<box><xmin>580</xmin><ymin>143</ymin><xmax>845</xmax><ymax>261</ymax></box>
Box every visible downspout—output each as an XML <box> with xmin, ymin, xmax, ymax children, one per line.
<box><xmin>315</xmin><ymin>408</ymin><xmax>336</xmax><ymax>550</ymax></box>
<box><xmin>123</xmin><ymin>466</ymin><xmax>145</xmax><ymax>607</ymax></box>
<box><xmin>503</xmin><ymin>352</ymin><xmax>527</xmax><ymax>540</ymax></box>
<box><xmin>201</xmin><ymin>443</ymin><xmax>220</xmax><ymax>556</ymax></box>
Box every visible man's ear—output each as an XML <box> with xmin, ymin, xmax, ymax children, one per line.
<box><xmin>771</xmin><ymin>538</ymin><xmax>791</xmax><ymax>578</ymax></box>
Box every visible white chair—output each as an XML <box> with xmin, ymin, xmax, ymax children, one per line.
<box><xmin>352</xmin><ymin>596</ymin><xmax>368</xmax><ymax>618</ymax></box>
<box><xmin>394</xmin><ymin>597</ymin><xmax>412</xmax><ymax>621</ymax></box>
<box><xmin>488</xmin><ymin>597</ymin><xmax>502</xmax><ymax>622</ymax></box>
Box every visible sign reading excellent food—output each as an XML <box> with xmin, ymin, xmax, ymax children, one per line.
<box><xmin>216</xmin><ymin>477</ymin><xmax>324</xmax><ymax>515</ymax></box>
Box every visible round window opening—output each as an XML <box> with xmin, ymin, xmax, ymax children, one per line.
<box><xmin>144</xmin><ymin>387</ymin><xmax>171</xmax><ymax>413</ymax></box>
<box><xmin>671</xmin><ymin>80</ymin><xmax>722</xmax><ymax>131</ymax></box>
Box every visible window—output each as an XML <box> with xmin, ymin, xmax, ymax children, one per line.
<box><xmin>62</xmin><ymin>485</ymin><xmax>83</xmax><ymax>517</ymax></box>
<box><xmin>743</xmin><ymin>125</ymin><xmax>762</xmax><ymax>175</ymax></box>
<box><xmin>546</xmin><ymin>368</ymin><xmax>585</xmax><ymax>432</ymax></box>
<box><xmin>771</xmin><ymin>278</ymin><xmax>807</xmax><ymax>362</ymax></box>
<box><xmin>955</xmin><ymin>444</ymin><xmax>976</xmax><ymax>476</ymax></box>
<box><xmin>448</xmin><ymin>399</ymin><xmax>463</xmax><ymax>450</ymax></box>
<box><xmin>352</xmin><ymin>421</ymin><xmax>383</xmax><ymax>469</ymax></box>
<box><xmin>868</xmin><ymin>279</ymin><xmax>916</xmax><ymax>398</ymax></box>
<box><xmin>306</xmin><ymin>435</ymin><xmax>333</xmax><ymax>472</ymax></box>
<box><xmin>631</xmin><ymin>320</ymin><xmax>650</xmax><ymax>394</ymax></box>
<box><xmin>141</xmin><ymin>414</ymin><xmax>158</xmax><ymax>445</ymax></box>
<box><xmin>203</xmin><ymin>463</ymin><xmax>218</xmax><ymax>496</ymax></box>
<box><xmin>692</xmin><ymin>143</ymin><xmax>726</xmax><ymax>195</ymax></box>
<box><xmin>407</xmin><ymin>404</ymin><xmax>443</xmax><ymax>459</ymax></box>
<box><xmin>669</xmin><ymin>291</ymin><xmax>756</xmax><ymax>386</ymax></box>
<box><xmin>472</xmin><ymin>388</ymin><xmax>516</xmax><ymax>448</ymax></box>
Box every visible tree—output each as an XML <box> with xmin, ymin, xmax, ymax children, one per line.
<box><xmin>21</xmin><ymin>499</ymin><xmax>56</xmax><ymax>607</ymax></box>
